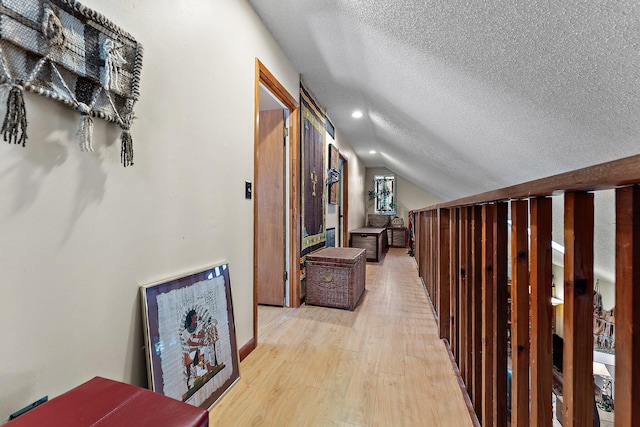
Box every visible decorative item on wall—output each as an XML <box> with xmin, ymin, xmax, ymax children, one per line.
<box><xmin>0</xmin><ymin>0</ymin><xmax>143</xmax><ymax>166</ymax></box>
<box><xmin>141</xmin><ymin>262</ymin><xmax>240</xmax><ymax>409</ymax></box>
<box><xmin>300</xmin><ymin>83</ymin><xmax>326</xmax><ymax>271</ymax></box>
<box><xmin>327</xmin><ymin>143</ymin><xmax>339</xmax><ymax>204</ymax></box>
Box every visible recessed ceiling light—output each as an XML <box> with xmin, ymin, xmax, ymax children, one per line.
<box><xmin>369</xmin><ymin>150</ymin><xmax>376</xmax><ymax>154</ymax></box>
<box><xmin>352</xmin><ymin>110</ymin><xmax>363</xmax><ymax>119</ymax></box>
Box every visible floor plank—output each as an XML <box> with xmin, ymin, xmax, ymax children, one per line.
<box><xmin>208</xmin><ymin>248</ymin><xmax>474</xmax><ymax>426</ymax></box>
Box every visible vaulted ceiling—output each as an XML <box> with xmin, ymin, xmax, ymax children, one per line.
<box><xmin>249</xmin><ymin>0</ymin><xmax>640</xmax><ymax>202</ymax></box>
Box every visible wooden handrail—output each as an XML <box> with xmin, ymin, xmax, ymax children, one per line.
<box><xmin>414</xmin><ymin>153</ymin><xmax>640</xmax><ymax>212</ymax></box>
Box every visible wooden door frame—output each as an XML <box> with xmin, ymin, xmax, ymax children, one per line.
<box><xmin>244</xmin><ymin>59</ymin><xmax>300</xmax><ymax>361</ymax></box>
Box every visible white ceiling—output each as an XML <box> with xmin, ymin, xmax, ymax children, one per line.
<box><xmin>249</xmin><ymin>0</ymin><xmax>640</xmax><ymax>202</ymax></box>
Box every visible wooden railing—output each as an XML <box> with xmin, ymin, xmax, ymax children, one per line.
<box><xmin>412</xmin><ymin>154</ymin><xmax>640</xmax><ymax>426</ymax></box>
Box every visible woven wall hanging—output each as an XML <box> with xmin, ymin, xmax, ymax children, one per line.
<box><xmin>0</xmin><ymin>0</ymin><xmax>143</xmax><ymax>166</ymax></box>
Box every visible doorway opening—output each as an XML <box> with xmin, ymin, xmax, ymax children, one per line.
<box><xmin>256</xmin><ymin>84</ymin><xmax>288</xmax><ymax>308</ymax></box>
<box><xmin>248</xmin><ymin>59</ymin><xmax>300</xmax><ymax>360</ymax></box>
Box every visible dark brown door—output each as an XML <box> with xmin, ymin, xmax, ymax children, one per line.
<box><xmin>340</xmin><ymin>155</ymin><xmax>349</xmax><ymax>247</ymax></box>
<box><xmin>257</xmin><ymin>108</ymin><xmax>286</xmax><ymax>306</ymax></box>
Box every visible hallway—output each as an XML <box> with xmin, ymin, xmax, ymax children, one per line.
<box><xmin>208</xmin><ymin>248</ymin><xmax>475</xmax><ymax>426</ymax></box>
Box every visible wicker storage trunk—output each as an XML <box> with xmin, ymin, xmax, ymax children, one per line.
<box><xmin>306</xmin><ymin>247</ymin><xmax>366</xmax><ymax>311</ymax></box>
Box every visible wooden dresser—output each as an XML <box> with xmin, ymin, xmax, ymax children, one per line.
<box><xmin>386</xmin><ymin>227</ymin><xmax>407</xmax><ymax>248</ymax></box>
<box><xmin>349</xmin><ymin>227</ymin><xmax>386</xmax><ymax>262</ymax></box>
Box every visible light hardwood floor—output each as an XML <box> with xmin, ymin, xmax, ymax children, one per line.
<box><xmin>208</xmin><ymin>248</ymin><xmax>475</xmax><ymax>426</ymax></box>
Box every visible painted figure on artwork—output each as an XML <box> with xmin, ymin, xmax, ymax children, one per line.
<box><xmin>207</xmin><ymin>319</ymin><xmax>220</xmax><ymax>366</ymax></box>
<box><xmin>193</xmin><ymin>349</ymin><xmax>210</xmax><ymax>380</ymax></box>
<box><xmin>182</xmin><ymin>309</ymin><xmax>223</xmax><ymax>391</ymax></box>
<box><xmin>182</xmin><ymin>310</ymin><xmax>210</xmax><ymax>389</ymax></box>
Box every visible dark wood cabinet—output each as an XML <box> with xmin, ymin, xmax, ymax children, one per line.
<box><xmin>350</xmin><ymin>227</ymin><xmax>386</xmax><ymax>262</ymax></box>
<box><xmin>386</xmin><ymin>227</ymin><xmax>407</xmax><ymax>248</ymax></box>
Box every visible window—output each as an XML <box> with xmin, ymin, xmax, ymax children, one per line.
<box><xmin>372</xmin><ymin>174</ymin><xmax>396</xmax><ymax>215</ymax></box>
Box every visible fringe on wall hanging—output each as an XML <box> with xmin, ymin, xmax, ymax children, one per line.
<box><xmin>119</xmin><ymin>109</ymin><xmax>134</xmax><ymax>167</ymax></box>
<box><xmin>1</xmin><ymin>84</ymin><xmax>27</xmax><ymax>146</ymax></box>
<box><xmin>0</xmin><ymin>0</ymin><xmax>144</xmax><ymax>166</ymax></box>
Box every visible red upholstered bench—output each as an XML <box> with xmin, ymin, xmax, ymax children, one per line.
<box><xmin>6</xmin><ymin>376</ymin><xmax>208</xmax><ymax>427</ymax></box>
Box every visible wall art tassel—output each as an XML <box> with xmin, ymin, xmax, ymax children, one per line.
<box><xmin>121</xmin><ymin>128</ymin><xmax>133</xmax><ymax>167</ymax></box>
<box><xmin>2</xmin><ymin>86</ymin><xmax>28</xmax><ymax>146</ymax></box>
<box><xmin>77</xmin><ymin>112</ymin><xmax>94</xmax><ymax>152</ymax></box>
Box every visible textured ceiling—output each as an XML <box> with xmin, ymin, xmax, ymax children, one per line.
<box><xmin>249</xmin><ymin>0</ymin><xmax>640</xmax><ymax>202</ymax></box>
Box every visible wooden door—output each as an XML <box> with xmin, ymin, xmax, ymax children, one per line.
<box><xmin>257</xmin><ymin>108</ymin><xmax>286</xmax><ymax>306</ymax></box>
<box><xmin>340</xmin><ymin>155</ymin><xmax>349</xmax><ymax>247</ymax></box>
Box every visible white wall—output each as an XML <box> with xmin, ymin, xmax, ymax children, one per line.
<box><xmin>0</xmin><ymin>0</ymin><xmax>302</xmax><ymax>421</ymax></box>
<box><xmin>365</xmin><ymin>167</ymin><xmax>443</xmax><ymax>225</ymax></box>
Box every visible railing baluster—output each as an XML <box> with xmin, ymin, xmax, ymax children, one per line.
<box><xmin>530</xmin><ymin>197</ymin><xmax>553</xmax><ymax>426</ymax></box>
<box><xmin>471</xmin><ymin>205</ymin><xmax>483</xmax><ymax>416</ymax></box>
<box><xmin>439</xmin><ymin>208</ymin><xmax>451</xmax><ymax>340</ymax></box>
<box><xmin>464</xmin><ymin>206</ymin><xmax>474</xmax><ymax>394</ymax></box>
<box><xmin>459</xmin><ymin>207</ymin><xmax>469</xmax><ymax>388</ymax></box>
<box><xmin>563</xmin><ymin>192</ymin><xmax>595</xmax><ymax>426</ymax></box>
<box><xmin>511</xmin><ymin>199</ymin><xmax>530</xmax><ymax>426</ymax></box>
<box><xmin>424</xmin><ymin>212</ymin><xmax>430</xmax><ymax>295</ymax></box>
<box><xmin>494</xmin><ymin>202</ymin><xmax>509</xmax><ymax>426</ymax></box>
<box><xmin>433</xmin><ymin>211</ymin><xmax>439</xmax><ymax>304</ymax></box>
<box><xmin>450</xmin><ymin>208</ymin><xmax>460</xmax><ymax>364</ymax></box>
<box><xmin>615</xmin><ymin>185</ymin><xmax>640</xmax><ymax>426</ymax></box>
<box><xmin>481</xmin><ymin>203</ymin><xmax>496</xmax><ymax>426</ymax></box>
<box><xmin>419</xmin><ymin>211</ymin><xmax>427</xmax><ymax>289</ymax></box>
